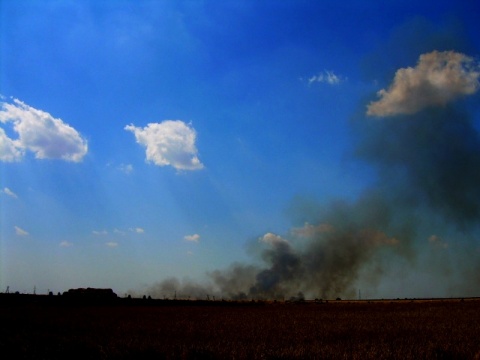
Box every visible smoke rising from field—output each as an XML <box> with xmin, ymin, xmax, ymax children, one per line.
<box><xmin>144</xmin><ymin>192</ymin><xmax>413</xmax><ymax>300</ymax></box>
<box><xmin>139</xmin><ymin>46</ymin><xmax>480</xmax><ymax>300</ymax></box>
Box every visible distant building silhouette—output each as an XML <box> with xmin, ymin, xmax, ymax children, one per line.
<box><xmin>63</xmin><ymin>288</ymin><xmax>117</xmax><ymax>300</ymax></box>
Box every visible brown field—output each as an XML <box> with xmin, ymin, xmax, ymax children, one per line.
<box><xmin>1</xmin><ymin>297</ymin><xmax>480</xmax><ymax>359</ymax></box>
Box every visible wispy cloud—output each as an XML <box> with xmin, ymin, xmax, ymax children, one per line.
<box><xmin>2</xmin><ymin>187</ymin><xmax>18</xmax><ymax>199</ymax></box>
<box><xmin>118</xmin><ymin>163</ymin><xmax>133</xmax><ymax>174</ymax></box>
<box><xmin>106</xmin><ymin>242</ymin><xmax>118</xmax><ymax>248</ymax></box>
<box><xmin>15</xmin><ymin>226</ymin><xmax>29</xmax><ymax>236</ymax></box>
<box><xmin>0</xmin><ymin>97</ymin><xmax>88</xmax><ymax>162</ymax></box>
<box><xmin>125</xmin><ymin>120</ymin><xmax>204</xmax><ymax>171</ymax></box>
<box><xmin>307</xmin><ymin>70</ymin><xmax>346</xmax><ymax>85</ymax></box>
<box><xmin>184</xmin><ymin>233</ymin><xmax>200</xmax><ymax>242</ymax></box>
<box><xmin>95</xmin><ymin>227</ymin><xmax>144</xmax><ymax>236</ymax></box>
<box><xmin>291</xmin><ymin>222</ymin><xmax>334</xmax><ymax>238</ymax></box>
<box><xmin>113</xmin><ymin>228</ymin><xmax>126</xmax><ymax>235</ymax></box>
<box><xmin>367</xmin><ymin>51</ymin><xmax>480</xmax><ymax>117</ymax></box>
<box><xmin>130</xmin><ymin>227</ymin><xmax>145</xmax><ymax>234</ymax></box>
<box><xmin>59</xmin><ymin>241</ymin><xmax>73</xmax><ymax>247</ymax></box>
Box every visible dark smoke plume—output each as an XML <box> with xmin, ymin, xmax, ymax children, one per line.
<box><xmin>357</xmin><ymin>106</ymin><xmax>480</xmax><ymax>229</ymax></box>
<box><xmin>140</xmin><ymin>192</ymin><xmax>414</xmax><ymax>300</ymax></box>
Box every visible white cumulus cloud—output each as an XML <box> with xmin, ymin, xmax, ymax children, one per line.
<box><xmin>260</xmin><ymin>232</ymin><xmax>288</xmax><ymax>246</ymax></box>
<box><xmin>367</xmin><ymin>51</ymin><xmax>480</xmax><ymax>117</ymax></box>
<box><xmin>15</xmin><ymin>226</ymin><xmax>29</xmax><ymax>236</ymax></box>
<box><xmin>2</xmin><ymin>187</ymin><xmax>18</xmax><ymax>199</ymax></box>
<box><xmin>125</xmin><ymin>120</ymin><xmax>203</xmax><ymax>171</ymax></box>
<box><xmin>0</xmin><ymin>97</ymin><xmax>88</xmax><ymax>162</ymax></box>
<box><xmin>184</xmin><ymin>233</ymin><xmax>200</xmax><ymax>242</ymax></box>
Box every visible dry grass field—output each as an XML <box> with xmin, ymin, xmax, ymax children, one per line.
<box><xmin>1</xmin><ymin>297</ymin><xmax>480</xmax><ymax>359</ymax></box>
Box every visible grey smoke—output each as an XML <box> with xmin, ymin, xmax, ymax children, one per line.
<box><xmin>357</xmin><ymin>105</ymin><xmax>480</xmax><ymax>229</ymax></box>
<box><xmin>138</xmin><ymin>46</ymin><xmax>480</xmax><ymax>300</ymax></box>
<box><xmin>142</xmin><ymin>192</ymin><xmax>411</xmax><ymax>300</ymax></box>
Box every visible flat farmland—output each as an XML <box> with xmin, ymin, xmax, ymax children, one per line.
<box><xmin>1</xmin><ymin>298</ymin><xmax>480</xmax><ymax>359</ymax></box>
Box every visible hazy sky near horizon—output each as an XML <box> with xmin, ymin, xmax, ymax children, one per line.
<box><xmin>1</xmin><ymin>0</ymin><xmax>480</xmax><ymax>298</ymax></box>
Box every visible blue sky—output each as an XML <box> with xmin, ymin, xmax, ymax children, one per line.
<box><xmin>1</xmin><ymin>0</ymin><xmax>480</xmax><ymax>299</ymax></box>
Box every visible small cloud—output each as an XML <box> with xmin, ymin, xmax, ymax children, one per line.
<box><xmin>130</xmin><ymin>227</ymin><xmax>145</xmax><ymax>234</ymax></box>
<box><xmin>15</xmin><ymin>226</ymin><xmax>29</xmax><ymax>236</ymax></box>
<box><xmin>118</xmin><ymin>163</ymin><xmax>133</xmax><ymax>174</ymax></box>
<box><xmin>59</xmin><ymin>241</ymin><xmax>73</xmax><ymax>247</ymax></box>
<box><xmin>2</xmin><ymin>187</ymin><xmax>18</xmax><ymax>199</ymax></box>
<box><xmin>307</xmin><ymin>70</ymin><xmax>346</xmax><ymax>85</ymax></box>
<box><xmin>106</xmin><ymin>242</ymin><xmax>118</xmax><ymax>248</ymax></box>
<box><xmin>184</xmin><ymin>233</ymin><xmax>200</xmax><ymax>242</ymax></box>
<box><xmin>367</xmin><ymin>50</ymin><xmax>480</xmax><ymax>117</ymax></box>
<box><xmin>0</xmin><ymin>97</ymin><xmax>88</xmax><ymax>162</ymax></box>
<box><xmin>125</xmin><ymin>120</ymin><xmax>204</xmax><ymax>171</ymax></box>
<box><xmin>114</xmin><ymin>228</ymin><xmax>126</xmax><ymax>235</ymax></box>
<box><xmin>92</xmin><ymin>230</ymin><xmax>108</xmax><ymax>235</ymax></box>
<box><xmin>259</xmin><ymin>232</ymin><xmax>288</xmax><ymax>246</ymax></box>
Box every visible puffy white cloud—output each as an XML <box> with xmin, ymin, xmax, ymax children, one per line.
<box><xmin>125</xmin><ymin>120</ymin><xmax>204</xmax><ymax>171</ymax></box>
<box><xmin>0</xmin><ymin>98</ymin><xmax>88</xmax><ymax>162</ymax></box>
<box><xmin>2</xmin><ymin>187</ymin><xmax>18</xmax><ymax>199</ymax></box>
<box><xmin>308</xmin><ymin>70</ymin><xmax>345</xmax><ymax>85</ymax></box>
<box><xmin>130</xmin><ymin>227</ymin><xmax>145</xmax><ymax>234</ymax></box>
<box><xmin>367</xmin><ymin>51</ymin><xmax>480</xmax><ymax>116</ymax></box>
<box><xmin>259</xmin><ymin>232</ymin><xmax>288</xmax><ymax>246</ymax></box>
<box><xmin>106</xmin><ymin>242</ymin><xmax>118</xmax><ymax>248</ymax></box>
<box><xmin>184</xmin><ymin>233</ymin><xmax>200</xmax><ymax>242</ymax></box>
<box><xmin>59</xmin><ymin>241</ymin><xmax>73</xmax><ymax>247</ymax></box>
<box><xmin>15</xmin><ymin>226</ymin><xmax>29</xmax><ymax>236</ymax></box>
